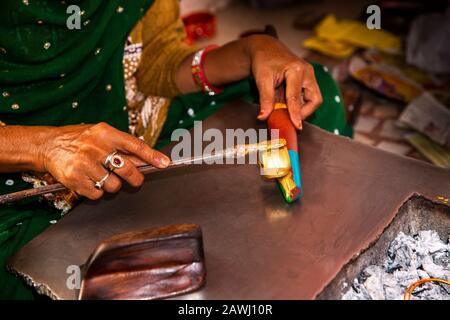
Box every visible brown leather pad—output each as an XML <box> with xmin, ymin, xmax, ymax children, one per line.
<box><xmin>79</xmin><ymin>224</ymin><xmax>205</xmax><ymax>300</ymax></box>
<box><xmin>8</xmin><ymin>101</ymin><xmax>450</xmax><ymax>299</ymax></box>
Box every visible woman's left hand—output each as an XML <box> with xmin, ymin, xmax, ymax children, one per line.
<box><xmin>246</xmin><ymin>35</ymin><xmax>323</xmax><ymax>130</ymax></box>
<box><xmin>177</xmin><ymin>35</ymin><xmax>323</xmax><ymax>129</ymax></box>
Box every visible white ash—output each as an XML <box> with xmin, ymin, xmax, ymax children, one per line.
<box><xmin>342</xmin><ymin>230</ymin><xmax>450</xmax><ymax>300</ymax></box>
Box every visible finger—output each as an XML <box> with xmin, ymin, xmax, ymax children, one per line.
<box><xmin>102</xmin><ymin>173</ymin><xmax>122</xmax><ymax>193</ymax></box>
<box><xmin>86</xmin><ymin>165</ymin><xmax>122</xmax><ymax>194</ymax></box>
<box><xmin>75</xmin><ymin>178</ymin><xmax>104</xmax><ymax>201</ymax></box>
<box><xmin>111</xmin><ymin>132</ymin><xmax>170</xmax><ymax>169</ymax></box>
<box><xmin>55</xmin><ymin>160</ymin><xmax>104</xmax><ymax>200</ymax></box>
<box><xmin>300</xmin><ymin>84</ymin><xmax>323</xmax><ymax>120</ymax></box>
<box><xmin>255</xmin><ymin>72</ymin><xmax>275</xmax><ymax>121</ymax></box>
<box><xmin>300</xmin><ymin>90</ymin><xmax>322</xmax><ymax>120</ymax></box>
<box><xmin>300</xmin><ymin>66</ymin><xmax>323</xmax><ymax>120</ymax></box>
<box><xmin>112</xmin><ymin>155</ymin><xmax>145</xmax><ymax>188</ymax></box>
<box><xmin>285</xmin><ymin>67</ymin><xmax>304</xmax><ymax>130</ymax></box>
<box><xmin>125</xmin><ymin>155</ymin><xmax>147</xmax><ymax>167</ymax></box>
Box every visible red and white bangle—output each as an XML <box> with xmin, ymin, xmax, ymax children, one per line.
<box><xmin>191</xmin><ymin>45</ymin><xmax>223</xmax><ymax>96</ymax></box>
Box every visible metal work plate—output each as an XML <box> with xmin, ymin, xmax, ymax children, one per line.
<box><xmin>8</xmin><ymin>101</ymin><xmax>450</xmax><ymax>299</ymax></box>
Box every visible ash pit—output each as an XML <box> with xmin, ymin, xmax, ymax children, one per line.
<box><xmin>318</xmin><ymin>195</ymin><xmax>450</xmax><ymax>300</ymax></box>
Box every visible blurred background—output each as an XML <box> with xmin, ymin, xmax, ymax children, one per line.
<box><xmin>180</xmin><ymin>0</ymin><xmax>450</xmax><ymax>168</ymax></box>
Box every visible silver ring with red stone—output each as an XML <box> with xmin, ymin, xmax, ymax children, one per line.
<box><xmin>104</xmin><ymin>151</ymin><xmax>125</xmax><ymax>172</ymax></box>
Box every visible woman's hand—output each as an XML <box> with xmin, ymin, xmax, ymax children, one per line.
<box><xmin>41</xmin><ymin>123</ymin><xmax>170</xmax><ymax>200</ymax></box>
<box><xmin>177</xmin><ymin>35</ymin><xmax>322</xmax><ymax>130</ymax></box>
<box><xmin>246</xmin><ymin>35</ymin><xmax>322</xmax><ymax>130</ymax></box>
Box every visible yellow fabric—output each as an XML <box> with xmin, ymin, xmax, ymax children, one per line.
<box><xmin>317</xmin><ymin>15</ymin><xmax>401</xmax><ymax>52</ymax></box>
<box><xmin>303</xmin><ymin>37</ymin><xmax>356</xmax><ymax>59</ymax></box>
<box><xmin>135</xmin><ymin>0</ymin><xmax>198</xmax><ymax>98</ymax></box>
<box><xmin>303</xmin><ymin>14</ymin><xmax>402</xmax><ymax>58</ymax></box>
<box><xmin>136</xmin><ymin>96</ymin><xmax>171</xmax><ymax>147</ymax></box>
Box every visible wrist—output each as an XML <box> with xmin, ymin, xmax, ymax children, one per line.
<box><xmin>192</xmin><ymin>45</ymin><xmax>224</xmax><ymax>96</ymax></box>
<box><xmin>36</xmin><ymin>126</ymin><xmax>60</xmax><ymax>172</ymax></box>
<box><xmin>242</xmin><ymin>34</ymin><xmax>273</xmax><ymax>57</ymax></box>
<box><xmin>20</xmin><ymin>126</ymin><xmax>60</xmax><ymax>172</ymax></box>
<box><xmin>0</xmin><ymin>125</ymin><xmax>58</xmax><ymax>173</ymax></box>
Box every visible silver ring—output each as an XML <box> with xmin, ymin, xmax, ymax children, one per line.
<box><xmin>94</xmin><ymin>172</ymin><xmax>110</xmax><ymax>190</ymax></box>
<box><xmin>104</xmin><ymin>151</ymin><xmax>125</xmax><ymax>171</ymax></box>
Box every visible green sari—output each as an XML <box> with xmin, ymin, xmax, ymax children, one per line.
<box><xmin>0</xmin><ymin>0</ymin><xmax>351</xmax><ymax>300</ymax></box>
<box><xmin>0</xmin><ymin>0</ymin><xmax>155</xmax><ymax>299</ymax></box>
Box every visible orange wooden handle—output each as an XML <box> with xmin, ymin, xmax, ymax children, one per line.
<box><xmin>267</xmin><ymin>105</ymin><xmax>298</xmax><ymax>152</ymax></box>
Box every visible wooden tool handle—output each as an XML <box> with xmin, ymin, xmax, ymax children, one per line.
<box><xmin>267</xmin><ymin>106</ymin><xmax>298</xmax><ymax>152</ymax></box>
<box><xmin>264</xmin><ymin>25</ymin><xmax>302</xmax><ymax>203</ymax></box>
<box><xmin>265</xmin><ymin>25</ymin><xmax>297</xmax><ymax>151</ymax></box>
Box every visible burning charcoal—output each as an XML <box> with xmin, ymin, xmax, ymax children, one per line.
<box><xmin>361</xmin><ymin>266</ymin><xmax>387</xmax><ymax>300</ymax></box>
<box><xmin>422</xmin><ymin>256</ymin><xmax>447</xmax><ymax>279</ymax></box>
<box><xmin>386</xmin><ymin>232</ymin><xmax>421</xmax><ymax>271</ymax></box>
<box><xmin>342</xmin><ymin>230</ymin><xmax>450</xmax><ymax>300</ymax></box>
<box><xmin>418</xmin><ymin>231</ymin><xmax>448</xmax><ymax>255</ymax></box>
<box><xmin>342</xmin><ymin>278</ymin><xmax>371</xmax><ymax>300</ymax></box>
<box><xmin>432</xmin><ymin>251</ymin><xmax>449</xmax><ymax>268</ymax></box>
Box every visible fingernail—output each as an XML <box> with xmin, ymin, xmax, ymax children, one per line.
<box><xmin>257</xmin><ymin>111</ymin><xmax>266</xmax><ymax>120</ymax></box>
<box><xmin>159</xmin><ymin>156</ymin><xmax>170</xmax><ymax>167</ymax></box>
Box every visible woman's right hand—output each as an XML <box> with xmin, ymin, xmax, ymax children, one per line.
<box><xmin>41</xmin><ymin>122</ymin><xmax>170</xmax><ymax>200</ymax></box>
